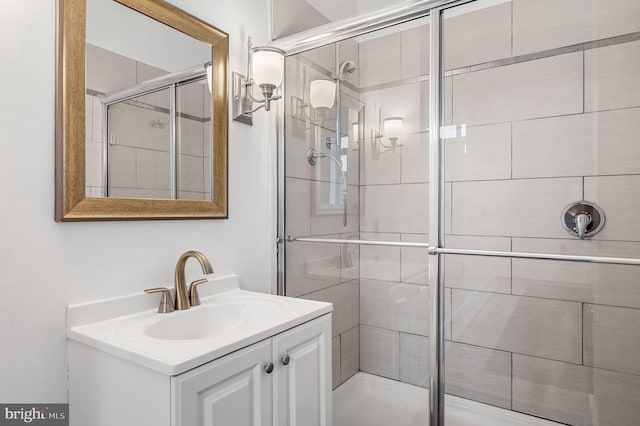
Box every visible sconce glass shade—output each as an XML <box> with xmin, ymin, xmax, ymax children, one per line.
<box><xmin>251</xmin><ymin>47</ymin><xmax>285</xmax><ymax>88</ymax></box>
<box><xmin>352</xmin><ymin>122</ymin><xmax>359</xmax><ymax>140</ymax></box>
<box><xmin>205</xmin><ymin>63</ymin><xmax>212</xmax><ymax>93</ymax></box>
<box><xmin>309</xmin><ymin>78</ymin><xmax>336</xmax><ymax>109</ymax></box>
<box><xmin>383</xmin><ymin>117</ymin><xmax>404</xmax><ymax>141</ymax></box>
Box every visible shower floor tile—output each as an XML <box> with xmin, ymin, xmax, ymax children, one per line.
<box><xmin>333</xmin><ymin>372</ymin><xmax>561</xmax><ymax>426</ymax></box>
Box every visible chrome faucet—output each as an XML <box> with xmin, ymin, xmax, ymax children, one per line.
<box><xmin>174</xmin><ymin>250</ymin><xmax>214</xmax><ymax>310</ymax></box>
<box><xmin>574</xmin><ymin>213</ymin><xmax>592</xmax><ymax>239</ymax></box>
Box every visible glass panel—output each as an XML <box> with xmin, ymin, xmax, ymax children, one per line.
<box><xmin>106</xmin><ymin>88</ymin><xmax>171</xmax><ymax>199</ymax></box>
<box><xmin>283</xmin><ymin>16</ymin><xmax>432</xmax><ymax>425</ymax></box>
<box><xmin>176</xmin><ymin>78</ymin><xmax>212</xmax><ymax>200</ymax></box>
<box><xmin>442</xmin><ymin>1</ymin><xmax>640</xmax><ymax>424</ymax></box>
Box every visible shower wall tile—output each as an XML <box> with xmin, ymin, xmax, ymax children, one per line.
<box><xmin>584</xmin><ymin>304</ymin><xmax>640</xmax><ymax>376</ymax></box>
<box><xmin>309</xmin><ymin>280</ymin><xmax>359</xmax><ymax>337</ymax></box>
<box><xmin>310</xmin><ymin>182</ymin><xmax>359</xmax><ymax>235</ymax></box>
<box><xmin>137</xmin><ymin>149</ymin><xmax>170</xmax><ymax>190</ymax></box>
<box><xmin>86</xmin><ymin>44</ymin><xmax>137</xmax><ymax>94</ymax></box>
<box><xmin>444</xmin><ymin>235</ymin><xmax>511</xmax><ymax>294</ymax></box>
<box><xmin>300</xmin><ymin>43</ymin><xmax>335</xmax><ymax>77</ymax></box>
<box><xmin>512</xmin><ymin>0</ymin><xmax>640</xmax><ymax>56</ymax></box>
<box><xmin>177</xmin><ymin>118</ymin><xmax>204</xmax><ymax>157</ymax></box>
<box><xmin>445</xmin><ymin>342</ymin><xmax>511</xmax><ymax>410</ymax></box>
<box><xmin>110</xmin><ymin>104</ymin><xmax>170</xmax><ymax>152</ymax></box>
<box><xmin>359</xmin><ymin>325</ymin><xmax>400</xmax><ymax>380</ymax></box>
<box><xmin>285</xmin><ymin>238</ymin><xmax>341</xmax><ymax>297</ymax></box>
<box><xmin>285</xmin><ymin>117</ymin><xmax>313</xmax><ymax>180</ymax></box>
<box><xmin>85</xmin><ymin>140</ymin><xmax>103</xmax><ymax>188</ymax></box>
<box><xmin>340</xmin><ymin>326</ymin><xmax>360</xmax><ymax>383</ymax></box>
<box><xmin>585</xmin><ymin>40</ymin><xmax>640</xmax><ymax>112</ymax></box>
<box><xmin>444</xmin><ymin>123</ymin><xmax>511</xmax><ymax>182</ymax></box>
<box><xmin>400</xmin><ymin>132</ymin><xmax>430</xmax><ymax>184</ymax></box>
<box><xmin>452</xmin><ymin>52</ymin><xmax>583</xmax><ymax>126</ymax></box>
<box><xmin>359</xmin><ymin>232</ymin><xmax>400</xmax><ymax>282</ymax></box>
<box><xmin>451</xmin><ymin>177</ymin><xmax>582</xmax><ymax>238</ymax></box>
<box><xmin>513</xmin><ymin>354</ymin><xmax>640</xmax><ymax>426</ymax></box>
<box><xmin>110</xmin><ymin>188</ymin><xmax>170</xmax><ymax>199</ymax></box>
<box><xmin>177</xmin><ymin>154</ymin><xmax>204</xmax><ymax>193</ymax></box>
<box><xmin>91</xmin><ymin>96</ymin><xmax>103</xmax><ymax>143</ymax></box>
<box><xmin>177</xmin><ymin>82</ymin><xmax>205</xmax><ymax>119</ymax></box>
<box><xmin>360</xmin><ymin>279</ymin><xmax>429</xmax><ymax>336</ymax></box>
<box><xmin>400</xmin><ymin>333</ymin><xmax>429</xmax><ymax>387</ymax></box>
<box><xmin>359</xmin><ymin>33</ymin><xmax>401</xmax><ymax>88</ymax></box>
<box><xmin>360</xmin><ymin>137</ymin><xmax>401</xmax><ymax>185</ymax></box>
<box><xmin>332</xmin><ymin>335</ymin><xmax>340</xmax><ymax>389</ymax></box>
<box><xmin>338</xmin><ymin>39</ymin><xmax>360</xmax><ymax>88</ymax></box>
<box><xmin>400</xmin><ymin>234</ymin><xmax>429</xmax><ymax>285</ymax></box>
<box><xmin>400</xmin><ymin>23</ymin><xmax>430</xmax><ymax>80</ymax></box>
<box><xmin>512</xmin><ymin>238</ymin><xmax>640</xmax><ymax>309</ymax></box>
<box><xmin>108</xmin><ymin>145</ymin><xmax>137</xmax><ymax>189</ymax></box>
<box><xmin>451</xmin><ymin>289</ymin><xmax>582</xmax><ymax>363</ymax></box>
<box><xmin>584</xmin><ymin>175</ymin><xmax>640</xmax><ymax>241</ymax></box>
<box><xmin>360</xmin><ymin>184</ymin><xmax>429</xmax><ymax>234</ymax></box>
<box><xmin>178</xmin><ymin>191</ymin><xmax>205</xmax><ymax>201</ymax></box>
<box><xmin>443</xmin><ymin>1</ymin><xmax>512</xmax><ymax>70</ymax></box>
<box><xmin>340</xmin><ymin>233</ymin><xmax>360</xmax><ymax>283</ymax></box>
<box><xmin>513</xmin><ymin>108</ymin><xmax>640</xmax><ymax>178</ymax></box>
<box><xmin>285</xmin><ymin>177</ymin><xmax>311</xmax><ymax>237</ymax></box>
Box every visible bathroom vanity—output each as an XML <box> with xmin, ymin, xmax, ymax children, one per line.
<box><xmin>66</xmin><ymin>274</ymin><xmax>332</xmax><ymax>426</ymax></box>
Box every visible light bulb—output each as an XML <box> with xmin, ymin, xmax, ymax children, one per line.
<box><xmin>309</xmin><ymin>78</ymin><xmax>336</xmax><ymax>109</ymax></box>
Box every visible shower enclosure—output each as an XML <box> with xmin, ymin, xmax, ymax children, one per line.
<box><xmin>275</xmin><ymin>0</ymin><xmax>640</xmax><ymax>425</ymax></box>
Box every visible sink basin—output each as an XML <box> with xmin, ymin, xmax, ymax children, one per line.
<box><xmin>67</xmin><ymin>274</ymin><xmax>332</xmax><ymax>375</ymax></box>
<box><xmin>144</xmin><ymin>298</ymin><xmax>287</xmax><ymax>341</ymax></box>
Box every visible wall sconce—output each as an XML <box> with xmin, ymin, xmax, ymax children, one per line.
<box><xmin>291</xmin><ymin>68</ymin><xmax>337</xmax><ymax>124</ymax></box>
<box><xmin>371</xmin><ymin>110</ymin><xmax>403</xmax><ymax>158</ymax></box>
<box><xmin>205</xmin><ymin>62</ymin><xmax>212</xmax><ymax>93</ymax></box>
<box><xmin>232</xmin><ymin>37</ymin><xmax>285</xmax><ymax>125</ymax></box>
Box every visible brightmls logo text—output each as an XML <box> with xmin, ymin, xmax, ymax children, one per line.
<box><xmin>0</xmin><ymin>405</ymin><xmax>68</xmax><ymax>426</ymax></box>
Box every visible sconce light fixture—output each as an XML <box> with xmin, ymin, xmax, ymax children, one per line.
<box><xmin>371</xmin><ymin>109</ymin><xmax>404</xmax><ymax>158</ymax></box>
<box><xmin>291</xmin><ymin>68</ymin><xmax>337</xmax><ymax>124</ymax></box>
<box><xmin>232</xmin><ymin>37</ymin><xmax>285</xmax><ymax>125</ymax></box>
<box><xmin>205</xmin><ymin>62</ymin><xmax>212</xmax><ymax>93</ymax></box>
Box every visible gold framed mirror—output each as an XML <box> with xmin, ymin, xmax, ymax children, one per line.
<box><xmin>56</xmin><ymin>0</ymin><xmax>228</xmax><ymax>221</ymax></box>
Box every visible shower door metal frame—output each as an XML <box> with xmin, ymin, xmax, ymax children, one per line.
<box><xmin>273</xmin><ymin>1</ymin><xmax>640</xmax><ymax>425</ymax></box>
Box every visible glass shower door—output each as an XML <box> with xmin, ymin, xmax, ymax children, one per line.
<box><xmin>440</xmin><ymin>1</ymin><xmax>640</xmax><ymax>425</ymax></box>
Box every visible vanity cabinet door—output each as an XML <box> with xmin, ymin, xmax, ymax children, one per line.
<box><xmin>172</xmin><ymin>339</ymin><xmax>273</xmax><ymax>426</ymax></box>
<box><xmin>273</xmin><ymin>315</ymin><xmax>332</xmax><ymax>426</ymax></box>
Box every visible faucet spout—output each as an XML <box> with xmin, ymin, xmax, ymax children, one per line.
<box><xmin>174</xmin><ymin>250</ymin><xmax>214</xmax><ymax>310</ymax></box>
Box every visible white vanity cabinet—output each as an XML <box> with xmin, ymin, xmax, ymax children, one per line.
<box><xmin>172</xmin><ymin>315</ymin><xmax>331</xmax><ymax>426</ymax></box>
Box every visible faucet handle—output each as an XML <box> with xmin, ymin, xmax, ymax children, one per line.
<box><xmin>188</xmin><ymin>279</ymin><xmax>209</xmax><ymax>307</ymax></box>
<box><xmin>144</xmin><ymin>288</ymin><xmax>175</xmax><ymax>313</ymax></box>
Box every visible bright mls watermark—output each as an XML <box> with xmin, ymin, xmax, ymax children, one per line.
<box><xmin>0</xmin><ymin>405</ymin><xmax>68</xmax><ymax>425</ymax></box>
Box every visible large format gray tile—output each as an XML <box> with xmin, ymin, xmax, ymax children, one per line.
<box><xmin>285</xmin><ymin>177</ymin><xmax>311</xmax><ymax>237</ymax></box>
<box><xmin>512</xmin><ymin>238</ymin><xmax>640</xmax><ymax>309</ymax></box>
<box><xmin>445</xmin><ymin>342</ymin><xmax>511</xmax><ymax>410</ymax></box>
<box><xmin>361</xmin><ymin>135</ymin><xmax>402</xmax><ymax>185</ymax></box>
<box><xmin>585</xmin><ymin>40</ymin><xmax>640</xmax><ymax>112</ymax></box>
<box><xmin>340</xmin><ymin>326</ymin><xmax>359</xmax><ymax>383</ymax></box>
<box><xmin>361</xmin><ymin>184</ymin><xmax>429</xmax><ymax>234</ymax></box>
<box><xmin>359</xmin><ymin>32</ymin><xmax>402</xmax><ymax>87</ymax></box>
<box><xmin>137</xmin><ymin>149</ymin><xmax>170</xmax><ymax>190</ymax></box>
<box><xmin>285</xmin><ymin>238</ymin><xmax>341</xmax><ymax>297</ymax></box>
<box><xmin>400</xmin><ymin>22</ymin><xmax>430</xmax><ymax>80</ymax></box>
<box><xmin>513</xmin><ymin>354</ymin><xmax>640</xmax><ymax>426</ymax></box>
<box><xmin>310</xmin><ymin>280</ymin><xmax>359</xmax><ymax>338</ymax></box>
<box><xmin>359</xmin><ymin>233</ymin><xmax>401</xmax><ymax>282</ymax></box>
<box><xmin>400</xmin><ymin>333</ymin><xmax>429</xmax><ymax>388</ymax></box>
<box><xmin>332</xmin><ymin>335</ymin><xmax>341</xmax><ymax>389</ymax></box>
<box><xmin>360</xmin><ymin>325</ymin><xmax>400</xmax><ymax>380</ymax></box>
<box><xmin>452</xmin><ymin>290</ymin><xmax>582</xmax><ymax>363</ymax></box>
<box><xmin>584</xmin><ymin>175</ymin><xmax>640</xmax><ymax>241</ymax></box>
<box><xmin>444</xmin><ymin>235</ymin><xmax>511</xmax><ymax>294</ymax></box>
<box><xmin>584</xmin><ymin>304</ymin><xmax>640</xmax><ymax>376</ymax></box>
<box><xmin>310</xmin><ymin>182</ymin><xmax>359</xmax><ymax>235</ymax></box>
<box><xmin>451</xmin><ymin>178</ymin><xmax>582</xmax><ymax>238</ymax></box>
<box><xmin>107</xmin><ymin>145</ymin><xmax>137</xmax><ymax>189</ymax></box>
<box><xmin>400</xmin><ymin>234</ymin><xmax>430</xmax><ymax>285</ymax></box>
<box><xmin>360</xmin><ymin>279</ymin><xmax>429</xmax><ymax>336</ymax></box>
<box><xmin>443</xmin><ymin>1</ymin><xmax>512</xmax><ymax>70</ymax></box>
<box><xmin>513</xmin><ymin>108</ymin><xmax>640</xmax><ymax>178</ymax></box>
<box><xmin>512</xmin><ymin>0</ymin><xmax>640</xmax><ymax>55</ymax></box>
<box><xmin>400</xmin><ymin>132</ymin><xmax>430</xmax><ymax>184</ymax></box>
<box><xmin>444</xmin><ymin>123</ymin><xmax>511</xmax><ymax>182</ymax></box>
<box><xmin>452</xmin><ymin>52</ymin><xmax>583</xmax><ymax>126</ymax></box>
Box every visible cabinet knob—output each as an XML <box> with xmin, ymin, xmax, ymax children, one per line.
<box><xmin>264</xmin><ymin>362</ymin><xmax>274</xmax><ymax>374</ymax></box>
<box><xmin>281</xmin><ymin>354</ymin><xmax>290</xmax><ymax>366</ymax></box>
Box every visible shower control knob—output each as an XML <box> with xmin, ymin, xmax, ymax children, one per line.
<box><xmin>281</xmin><ymin>354</ymin><xmax>290</xmax><ymax>366</ymax></box>
<box><xmin>264</xmin><ymin>362</ymin><xmax>274</xmax><ymax>374</ymax></box>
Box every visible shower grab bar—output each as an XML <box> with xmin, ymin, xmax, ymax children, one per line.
<box><xmin>288</xmin><ymin>236</ymin><xmax>640</xmax><ymax>266</ymax></box>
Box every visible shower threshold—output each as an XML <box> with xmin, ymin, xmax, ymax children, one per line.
<box><xmin>333</xmin><ymin>372</ymin><xmax>562</xmax><ymax>426</ymax></box>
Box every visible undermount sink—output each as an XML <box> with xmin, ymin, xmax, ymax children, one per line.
<box><xmin>144</xmin><ymin>298</ymin><xmax>288</xmax><ymax>341</ymax></box>
<box><xmin>66</xmin><ymin>274</ymin><xmax>332</xmax><ymax>375</ymax></box>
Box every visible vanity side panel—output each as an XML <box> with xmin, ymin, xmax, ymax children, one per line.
<box><xmin>68</xmin><ymin>340</ymin><xmax>170</xmax><ymax>426</ymax></box>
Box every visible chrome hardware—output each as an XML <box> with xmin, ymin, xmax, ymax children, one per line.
<box><xmin>188</xmin><ymin>278</ymin><xmax>209</xmax><ymax>307</ymax></box>
<box><xmin>144</xmin><ymin>288</ymin><xmax>175</xmax><ymax>313</ymax></box>
<box><xmin>561</xmin><ymin>201</ymin><xmax>606</xmax><ymax>239</ymax></box>
<box><xmin>174</xmin><ymin>251</ymin><xmax>214</xmax><ymax>310</ymax></box>
<box><xmin>264</xmin><ymin>362</ymin><xmax>274</xmax><ymax>374</ymax></box>
<box><xmin>281</xmin><ymin>354</ymin><xmax>290</xmax><ymax>366</ymax></box>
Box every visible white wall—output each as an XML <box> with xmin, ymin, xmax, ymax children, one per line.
<box><xmin>0</xmin><ymin>0</ymin><xmax>276</xmax><ymax>402</ymax></box>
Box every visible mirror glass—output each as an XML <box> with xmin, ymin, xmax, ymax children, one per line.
<box><xmin>85</xmin><ymin>0</ymin><xmax>212</xmax><ymax>200</ymax></box>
